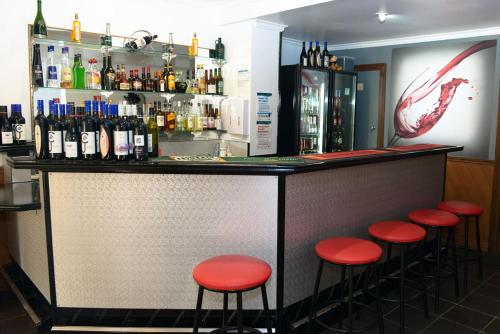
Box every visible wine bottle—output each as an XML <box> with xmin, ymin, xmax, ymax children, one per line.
<box><xmin>215</xmin><ymin>37</ymin><xmax>224</xmax><ymax>59</ymax></box>
<box><xmin>81</xmin><ymin>104</ymin><xmax>96</xmax><ymax>160</ymax></box>
<box><xmin>125</xmin><ymin>34</ymin><xmax>158</xmax><ymax>49</ymax></box>
<box><xmin>99</xmin><ymin>104</ymin><xmax>114</xmax><ymax>160</ymax></box>
<box><xmin>125</xmin><ymin>105</ymin><xmax>134</xmax><ymax>157</ymax></box>
<box><xmin>32</xmin><ymin>0</ymin><xmax>47</xmax><ymax>39</ymax></box>
<box><xmin>300</xmin><ymin>41</ymin><xmax>308</xmax><ymax>67</ymax></box>
<box><xmin>34</xmin><ymin>100</ymin><xmax>49</xmax><ymax>159</ymax></box>
<box><xmin>307</xmin><ymin>41</ymin><xmax>314</xmax><ymax>67</ymax></box>
<box><xmin>314</xmin><ymin>41</ymin><xmax>321</xmax><ymax>67</ymax></box>
<box><xmin>32</xmin><ymin>44</ymin><xmax>44</xmax><ymax>87</ymax></box>
<box><xmin>10</xmin><ymin>104</ymin><xmax>26</xmax><ymax>145</ymax></box>
<box><xmin>0</xmin><ymin>106</ymin><xmax>13</xmax><ymax>145</ymax></box>
<box><xmin>48</xmin><ymin>105</ymin><xmax>63</xmax><ymax>159</ymax></box>
<box><xmin>155</xmin><ymin>103</ymin><xmax>165</xmax><ymax>132</ymax></box>
<box><xmin>147</xmin><ymin>107</ymin><xmax>158</xmax><ymax>157</ymax></box>
<box><xmin>59</xmin><ymin>104</ymin><xmax>67</xmax><ymax>155</ymax></box>
<box><xmin>145</xmin><ymin>65</ymin><xmax>153</xmax><ymax>92</ymax></box>
<box><xmin>100</xmin><ymin>56</ymin><xmax>107</xmax><ymax>89</ymax></box>
<box><xmin>216</xmin><ymin>68</ymin><xmax>224</xmax><ymax>95</ymax></box>
<box><xmin>72</xmin><ymin>54</ymin><xmax>85</xmax><ymax>89</ymax></box>
<box><xmin>64</xmin><ymin>105</ymin><xmax>81</xmax><ymax>159</ymax></box>
<box><xmin>322</xmin><ymin>41</ymin><xmax>330</xmax><ymax>68</ymax></box>
<box><xmin>46</xmin><ymin>45</ymin><xmax>58</xmax><ymax>87</ymax></box>
<box><xmin>114</xmin><ymin>105</ymin><xmax>129</xmax><ymax>160</ymax></box>
<box><xmin>101</xmin><ymin>23</ymin><xmax>112</xmax><ymax>47</ymax></box>
<box><xmin>104</xmin><ymin>55</ymin><xmax>116</xmax><ymax>90</ymax></box>
<box><xmin>133</xmin><ymin>107</ymin><xmax>148</xmax><ymax>161</ymax></box>
<box><xmin>92</xmin><ymin>100</ymin><xmax>100</xmax><ymax>155</ymax></box>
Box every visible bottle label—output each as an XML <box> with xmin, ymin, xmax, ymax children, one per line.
<box><xmin>95</xmin><ymin>131</ymin><xmax>100</xmax><ymax>153</ymax></box>
<box><xmin>303</xmin><ymin>58</ymin><xmax>308</xmax><ymax>67</ymax></box>
<box><xmin>81</xmin><ymin>131</ymin><xmax>96</xmax><ymax>155</ymax></box>
<box><xmin>64</xmin><ymin>141</ymin><xmax>78</xmax><ymax>158</ymax></box>
<box><xmin>62</xmin><ymin>68</ymin><xmax>72</xmax><ymax>82</ymax></box>
<box><xmin>324</xmin><ymin>56</ymin><xmax>329</xmax><ymax>68</ymax></box>
<box><xmin>147</xmin><ymin>133</ymin><xmax>153</xmax><ymax>152</ymax></box>
<box><xmin>107</xmin><ymin>72</ymin><xmax>115</xmax><ymax>82</ymax></box>
<box><xmin>168</xmin><ymin>75</ymin><xmax>175</xmax><ymax>90</ymax></box>
<box><xmin>100</xmin><ymin>129</ymin><xmax>110</xmax><ymax>157</ymax></box>
<box><xmin>1</xmin><ymin>131</ymin><xmax>13</xmax><ymax>144</ymax></box>
<box><xmin>120</xmin><ymin>82</ymin><xmax>130</xmax><ymax>90</ymax></box>
<box><xmin>215</xmin><ymin>118</ymin><xmax>222</xmax><ymax>130</ymax></box>
<box><xmin>202</xmin><ymin>116</ymin><xmax>208</xmax><ymax>129</ymax></box>
<box><xmin>128</xmin><ymin>130</ymin><xmax>134</xmax><ymax>154</ymax></box>
<box><xmin>133</xmin><ymin>81</ymin><xmax>143</xmax><ymax>90</ymax></box>
<box><xmin>48</xmin><ymin>66</ymin><xmax>57</xmax><ymax>80</ymax></box>
<box><xmin>134</xmin><ymin>135</ymin><xmax>145</xmax><ymax>146</ymax></box>
<box><xmin>114</xmin><ymin>131</ymin><xmax>129</xmax><ymax>156</ymax></box>
<box><xmin>135</xmin><ymin>38</ymin><xmax>147</xmax><ymax>49</ymax></box>
<box><xmin>208</xmin><ymin>117</ymin><xmax>215</xmax><ymax>128</ymax></box>
<box><xmin>14</xmin><ymin>124</ymin><xmax>26</xmax><ymax>140</ymax></box>
<box><xmin>160</xmin><ymin>80</ymin><xmax>165</xmax><ymax>92</ymax></box>
<box><xmin>62</xmin><ymin>130</ymin><xmax>67</xmax><ymax>152</ymax></box>
<box><xmin>157</xmin><ymin>115</ymin><xmax>165</xmax><ymax>127</ymax></box>
<box><xmin>187</xmin><ymin>116</ymin><xmax>194</xmax><ymax>129</ymax></box>
<box><xmin>48</xmin><ymin>131</ymin><xmax>63</xmax><ymax>154</ymax></box>
<box><xmin>208</xmin><ymin>85</ymin><xmax>216</xmax><ymax>94</ymax></box>
<box><xmin>33</xmin><ymin>66</ymin><xmax>43</xmax><ymax>80</ymax></box>
<box><xmin>217</xmin><ymin>82</ymin><xmax>224</xmax><ymax>95</ymax></box>
<box><xmin>35</xmin><ymin>125</ymin><xmax>41</xmax><ymax>154</ymax></box>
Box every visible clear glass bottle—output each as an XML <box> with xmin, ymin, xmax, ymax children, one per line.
<box><xmin>46</xmin><ymin>45</ymin><xmax>58</xmax><ymax>87</ymax></box>
<box><xmin>86</xmin><ymin>58</ymin><xmax>101</xmax><ymax>90</ymax></box>
<box><xmin>60</xmin><ymin>47</ymin><xmax>72</xmax><ymax>89</ymax></box>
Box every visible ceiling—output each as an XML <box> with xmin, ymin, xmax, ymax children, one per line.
<box><xmin>258</xmin><ymin>0</ymin><xmax>500</xmax><ymax>46</ymax></box>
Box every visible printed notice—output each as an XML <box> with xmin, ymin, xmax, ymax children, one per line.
<box><xmin>256</xmin><ymin>92</ymin><xmax>272</xmax><ymax>150</ymax></box>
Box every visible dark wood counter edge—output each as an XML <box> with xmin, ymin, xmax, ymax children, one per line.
<box><xmin>0</xmin><ymin>181</ymin><xmax>41</xmax><ymax>212</ymax></box>
<box><xmin>0</xmin><ymin>143</ymin><xmax>34</xmax><ymax>154</ymax></box>
<box><xmin>6</xmin><ymin>146</ymin><xmax>463</xmax><ymax>176</ymax></box>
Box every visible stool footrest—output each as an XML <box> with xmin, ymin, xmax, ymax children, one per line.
<box><xmin>210</xmin><ymin>326</ymin><xmax>266</xmax><ymax>334</ymax></box>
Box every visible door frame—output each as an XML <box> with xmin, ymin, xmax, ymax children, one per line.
<box><xmin>353</xmin><ymin>63</ymin><xmax>387</xmax><ymax>147</ymax></box>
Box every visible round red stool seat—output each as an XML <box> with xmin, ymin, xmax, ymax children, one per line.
<box><xmin>437</xmin><ymin>201</ymin><xmax>484</xmax><ymax>216</ymax></box>
<box><xmin>315</xmin><ymin>237</ymin><xmax>382</xmax><ymax>265</ymax></box>
<box><xmin>192</xmin><ymin>255</ymin><xmax>271</xmax><ymax>291</ymax></box>
<box><xmin>369</xmin><ymin>221</ymin><xmax>427</xmax><ymax>244</ymax></box>
<box><xmin>408</xmin><ymin>209</ymin><xmax>459</xmax><ymax>227</ymax></box>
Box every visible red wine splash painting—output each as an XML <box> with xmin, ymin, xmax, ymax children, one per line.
<box><xmin>389</xmin><ymin>40</ymin><xmax>497</xmax><ymax>146</ymax></box>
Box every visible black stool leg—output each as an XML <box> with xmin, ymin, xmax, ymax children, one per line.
<box><xmin>374</xmin><ymin>265</ymin><xmax>384</xmax><ymax>334</ymax></box>
<box><xmin>356</xmin><ymin>265</ymin><xmax>370</xmax><ymax>320</ymax></box>
<box><xmin>475</xmin><ymin>216</ymin><xmax>484</xmax><ymax>280</ymax></box>
<box><xmin>385</xmin><ymin>243</ymin><xmax>392</xmax><ymax>277</ymax></box>
<box><xmin>451</xmin><ymin>227</ymin><xmax>460</xmax><ymax>298</ymax></box>
<box><xmin>347</xmin><ymin>266</ymin><xmax>354</xmax><ymax>334</ymax></box>
<box><xmin>307</xmin><ymin>260</ymin><xmax>324</xmax><ymax>334</ymax></box>
<box><xmin>399</xmin><ymin>244</ymin><xmax>406</xmax><ymax>334</ymax></box>
<box><xmin>417</xmin><ymin>241</ymin><xmax>429</xmax><ymax>318</ymax></box>
<box><xmin>222</xmin><ymin>292</ymin><xmax>228</xmax><ymax>328</ymax></box>
<box><xmin>338</xmin><ymin>265</ymin><xmax>346</xmax><ymax>329</ymax></box>
<box><xmin>435</xmin><ymin>228</ymin><xmax>442</xmax><ymax>311</ymax></box>
<box><xmin>193</xmin><ymin>286</ymin><xmax>204</xmax><ymax>334</ymax></box>
<box><xmin>237</xmin><ymin>291</ymin><xmax>243</xmax><ymax>334</ymax></box>
<box><xmin>261</xmin><ymin>285</ymin><xmax>273</xmax><ymax>333</ymax></box>
<box><xmin>464</xmin><ymin>217</ymin><xmax>469</xmax><ymax>290</ymax></box>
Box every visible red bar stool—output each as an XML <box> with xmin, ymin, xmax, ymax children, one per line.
<box><xmin>408</xmin><ymin>209</ymin><xmax>460</xmax><ymax>311</ymax></box>
<box><xmin>437</xmin><ymin>201</ymin><xmax>484</xmax><ymax>290</ymax></box>
<box><xmin>192</xmin><ymin>255</ymin><xmax>273</xmax><ymax>333</ymax></box>
<box><xmin>368</xmin><ymin>221</ymin><xmax>429</xmax><ymax>334</ymax></box>
<box><xmin>308</xmin><ymin>237</ymin><xmax>384</xmax><ymax>334</ymax></box>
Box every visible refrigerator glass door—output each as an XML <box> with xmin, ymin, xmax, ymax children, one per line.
<box><xmin>332</xmin><ymin>73</ymin><xmax>357</xmax><ymax>151</ymax></box>
<box><xmin>299</xmin><ymin>69</ymin><xmax>329</xmax><ymax>154</ymax></box>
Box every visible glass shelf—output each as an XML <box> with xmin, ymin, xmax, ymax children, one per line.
<box><xmin>159</xmin><ymin>130</ymin><xmax>226</xmax><ymax>142</ymax></box>
<box><xmin>32</xmin><ymin>37</ymin><xmax>226</xmax><ymax>64</ymax></box>
<box><xmin>32</xmin><ymin>86</ymin><xmax>227</xmax><ymax>99</ymax></box>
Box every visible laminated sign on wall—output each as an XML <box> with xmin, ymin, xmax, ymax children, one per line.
<box><xmin>256</xmin><ymin>92</ymin><xmax>272</xmax><ymax>151</ymax></box>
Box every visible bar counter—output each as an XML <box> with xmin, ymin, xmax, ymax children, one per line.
<box><xmin>5</xmin><ymin>145</ymin><xmax>461</xmax><ymax>333</ymax></box>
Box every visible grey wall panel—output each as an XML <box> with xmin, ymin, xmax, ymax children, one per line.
<box><xmin>283</xmin><ymin>155</ymin><xmax>445</xmax><ymax>306</ymax></box>
<box><xmin>49</xmin><ymin>173</ymin><xmax>278</xmax><ymax>309</ymax></box>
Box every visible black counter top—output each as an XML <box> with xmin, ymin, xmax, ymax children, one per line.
<box><xmin>6</xmin><ymin>146</ymin><xmax>462</xmax><ymax>176</ymax></box>
<box><xmin>0</xmin><ymin>181</ymin><xmax>40</xmax><ymax>212</ymax></box>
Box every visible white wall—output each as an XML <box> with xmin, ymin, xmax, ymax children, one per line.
<box><xmin>281</xmin><ymin>37</ymin><xmax>303</xmax><ymax>65</ymax></box>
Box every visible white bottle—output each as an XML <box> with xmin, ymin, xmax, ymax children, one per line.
<box><xmin>47</xmin><ymin>45</ymin><xmax>58</xmax><ymax>87</ymax></box>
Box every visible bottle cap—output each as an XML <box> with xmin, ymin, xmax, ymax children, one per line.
<box><xmin>53</xmin><ymin>104</ymin><xmax>59</xmax><ymax>116</ymax></box>
<box><xmin>59</xmin><ymin>104</ymin><xmax>66</xmax><ymax>115</ymax></box>
<box><xmin>62</xmin><ymin>47</ymin><xmax>69</xmax><ymax>53</ymax></box>
<box><xmin>0</xmin><ymin>106</ymin><xmax>7</xmax><ymax>113</ymax></box>
<box><xmin>85</xmin><ymin>101</ymin><xmax>91</xmax><ymax>113</ymax></box>
<box><xmin>37</xmin><ymin>100</ymin><xmax>44</xmax><ymax>113</ymax></box>
<box><xmin>48</xmin><ymin>45</ymin><xmax>54</xmax><ymax>52</ymax></box>
<box><xmin>11</xmin><ymin>104</ymin><xmax>21</xmax><ymax>113</ymax></box>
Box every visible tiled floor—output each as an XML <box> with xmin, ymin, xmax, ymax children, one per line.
<box><xmin>1</xmin><ymin>253</ymin><xmax>500</xmax><ymax>333</ymax></box>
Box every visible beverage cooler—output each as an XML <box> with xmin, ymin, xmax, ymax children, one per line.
<box><xmin>277</xmin><ymin>65</ymin><xmax>357</xmax><ymax>155</ymax></box>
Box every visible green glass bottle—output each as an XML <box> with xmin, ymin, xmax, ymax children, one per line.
<box><xmin>32</xmin><ymin>0</ymin><xmax>47</xmax><ymax>38</ymax></box>
<box><xmin>72</xmin><ymin>54</ymin><xmax>86</xmax><ymax>89</ymax></box>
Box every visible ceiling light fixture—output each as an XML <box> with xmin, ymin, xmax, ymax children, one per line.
<box><xmin>375</xmin><ymin>11</ymin><xmax>389</xmax><ymax>24</ymax></box>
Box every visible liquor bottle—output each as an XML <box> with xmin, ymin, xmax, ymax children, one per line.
<box><xmin>145</xmin><ymin>65</ymin><xmax>153</xmax><ymax>92</ymax></box>
<box><xmin>322</xmin><ymin>42</ymin><xmax>329</xmax><ymax>68</ymax></box>
<box><xmin>155</xmin><ymin>103</ymin><xmax>165</xmax><ymax>132</ymax></box>
<box><xmin>202</xmin><ymin>104</ymin><xmax>208</xmax><ymax>130</ymax></box>
<box><xmin>198</xmin><ymin>65</ymin><xmax>206</xmax><ymax>95</ymax></box>
<box><xmin>166</xmin><ymin>102</ymin><xmax>175</xmax><ymax>131</ymax></box>
<box><xmin>100</xmin><ymin>56</ymin><xmax>107</xmax><ymax>89</ymax></box>
<box><xmin>10</xmin><ymin>104</ymin><xmax>26</xmax><ymax>144</ymax></box>
<box><xmin>128</xmin><ymin>69</ymin><xmax>134</xmax><ymax>89</ymax></box>
<box><xmin>141</xmin><ymin>67</ymin><xmax>146</xmax><ymax>91</ymax></box>
<box><xmin>191</xmin><ymin>69</ymin><xmax>198</xmax><ymax>94</ymax></box>
<box><xmin>215</xmin><ymin>37</ymin><xmax>224</xmax><ymax>59</ymax></box>
<box><xmin>204</xmin><ymin>69</ymin><xmax>209</xmax><ymax>94</ymax></box>
<box><xmin>207</xmin><ymin>105</ymin><xmax>215</xmax><ymax>130</ymax></box>
<box><xmin>64</xmin><ymin>106</ymin><xmax>81</xmax><ymax>159</ymax></box>
<box><xmin>115</xmin><ymin>64</ymin><xmax>121</xmax><ymax>87</ymax></box>
<box><xmin>71</xmin><ymin>13</ymin><xmax>81</xmax><ymax>43</ymax></box>
<box><xmin>300</xmin><ymin>41</ymin><xmax>308</xmax><ymax>67</ymax></box>
<box><xmin>147</xmin><ymin>108</ymin><xmax>158</xmax><ymax>157</ymax></box>
<box><xmin>46</xmin><ymin>46</ymin><xmax>58</xmax><ymax>87</ymax></box>
<box><xmin>32</xmin><ymin>0</ymin><xmax>47</xmax><ymax>38</ymax></box>
<box><xmin>99</xmin><ymin>104</ymin><xmax>114</xmax><ymax>160</ymax></box>
<box><xmin>133</xmin><ymin>69</ymin><xmax>143</xmax><ymax>91</ymax></box>
<box><xmin>101</xmin><ymin>23</ymin><xmax>112</xmax><ymax>47</ymax></box>
<box><xmin>167</xmin><ymin>66</ymin><xmax>175</xmax><ymax>93</ymax></box>
<box><xmin>72</xmin><ymin>54</ymin><xmax>85</xmax><ymax>89</ymax></box>
<box><xmin>314</xmin><ymin>41</ymin><xmax>321</xmax><ymax>67</ymax></box>
<box><xmin>207</xmin><ymin>69</ymin><xmax>216</xmax><ymax>95</ymax></box>
<box><xmin>59</xmin><ymin>47</ymin><xmax>72</xmax><ymax>88</ymax></box>
<box><xmin>175</xmin><ymin>102</ymin><xmax>185</xmax><ymax>131</ymax></box>
<box><xmin>192</xmin><ymin>32</ymin><xmax>198</xmax><ymax>56</ymax></box>
<box><xmin>214</xmin><ymin>107</ymin><xmax>222</xmax><ymax>130</ymax></box>
<box><xmin>86</xmin><ymin>58</ymin><xmax>101</xmax><ymax>89</ymax></box>
<box><xmin>114</xmin><ymin>105</ymin><xmax>129</xmax><ymax>160</ymax></box>
<box><xmin>307</xmin><ymin>41</ymin><xmax>314</xmax><ymax>67</ymax></box>
<box><xmin>125</xmin><ymin>105</ymin><xmax>134</xmax><ymax>157</ymax></box>
<box><xmin>118</xmin><ymin>64</ymin><xmax>130</xmax><ymax>90</ymax></box>
<box><xmin>166</xmin><ymin>33</ymin><xmax>175</xmax><ymax>55</ymax></box>
<box><xmin>48</xmin><ymin>104</ymin><xmax>63</xmax><ymax>159</ymax></box>
<box><xmin>185</xmin><ymin>70</ymin><xmax>192</xmax><ymax>94</ymax></box>
<box><xmin>125</xmin><ymin>34</ymin><xmax>158</xmax><ymax>49</ymax></box>
<box><xmin>32</xmin><ymin>44</ymin><xmax>44</xmax><ymax>87</ymax></box>
<box><xmin>216</xmin><ymin>68</ymin><xmax>224</xmax><ymax>95</ymax></box>
<box><xmin>104</xmin><ymin>55</ymin><xmax>116</xmax><ymax>90</ymax></box>
<box><xmin>133</xmin><ymin>108</ymin><xmax>148</xmax><ymax>161</ymax></box>
<box><xmin>34</xmin><ymin>100</ymin><xmax>49</xmax><ymax>159</ymax></box>
<box><xmin>159</xmin><ymin>67</ymin><xmax>166</xmax><ymax>92</ymax></box>
<box><xmin>0</xmin><ymin>106</ymin><xmax>13</xmax><ymax>145</ymax></box>
<box><xmin>81</xmin><ymin>105</ymin><xmax>97</xmax><ymax>160</ymax></box>
<box><xmin>185</xmin><ymin>104</ymin><xmax>194</xmax><ymax>132</ymax></box>
<box><xmin>194</xmin><ymin>103</ymin><xmax>203</xmax><ymax>131</ymax></box>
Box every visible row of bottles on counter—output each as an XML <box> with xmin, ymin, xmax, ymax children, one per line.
<box><xmin>300</xmin><ymin>41</ymin><xmax>330</xmax><ymax>68</ymax></box>
<box><xmin>300</xmin><ymin>86</ymin><xmax>320</xmax><ymax>135</ymax></box>
<box><xmin>0</xmin><ymin>105</ymin><xmax>26</xmax><ymax>145</ymax></box>
<box><xmin>32</xmin><ymin>45</ymin><xmax>224</xmax><ymax>95</ymax></box>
